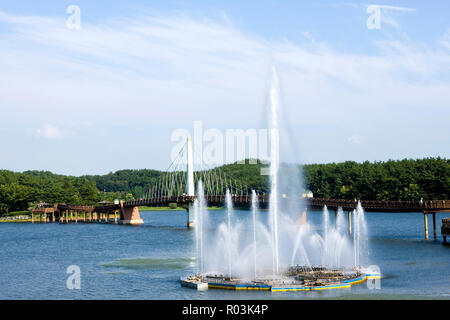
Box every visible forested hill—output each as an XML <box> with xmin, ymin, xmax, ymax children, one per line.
<box><xmin>302</xmin><ymin>158</ymin><xmax>449</xmax><ymax>200</ymax></box>
<box><xmin>0</xmin><ymin>158</ymin><xmax>448</xmax><ymax>213</ymax></box>
<box><xmin>83</xmin><ymin>169</ymin><xmax>161</xmax><ymax>200</ymax></box>
<box><xmin>84</xmin><ymin>158</ymin><xmax>449</xmax><ymax>201</ymax></box>
<box><xmin>0</xmin><ymin>170</ymin><xmax>100</xmax><ymax>212</ymax></box>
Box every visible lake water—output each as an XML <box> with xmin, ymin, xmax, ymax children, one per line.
<box><xmin>0</xmin><ymin>209</ymin><xmax>449</xmax><ymax>299</ymax></box>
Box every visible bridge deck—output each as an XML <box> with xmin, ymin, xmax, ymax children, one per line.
<box><xmin>33</xmin><ymin>196</ymin><xmax>450</xmax><ymax>242</ymax></box>
<box><xmin>53</xmin><ymin>196</ymin><xmax>450</xmax><ymax>214</ymax></box>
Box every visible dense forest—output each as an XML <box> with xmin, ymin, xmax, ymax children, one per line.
<box><xmin>302</xmin><ymin>158</ymin><xmax>449</xmax><ymax>200</ymax></box>
<box><xmin>0</xmin><ymin>158</ymin><xmax>448</xmax><ymax>214</ymax></box>
<box><xmin>0</xmin><ymin>170</ymin><xmax>101</xmax><ymax>214</ymax></box>
<box><xmin>83</xmin><ymin>169</ymin><xmax>162</xmax><ymax>200</ymax></box>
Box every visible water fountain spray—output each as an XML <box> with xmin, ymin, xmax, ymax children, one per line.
<box><xmin>181</xmin><ymin>68</ymin><xmax>377</xmax><ymax>292</ymax></box>
<box><xmin>251</xmin><ymin>190</ymin><xmax>258</xmax><ymax>280</ymax></box>
<box><xmin>268</xmin><ymin>67</ymin><xmax>280</xmax><ymax>276</ymax></box>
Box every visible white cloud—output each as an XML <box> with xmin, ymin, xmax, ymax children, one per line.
<box><xmin>377</xmin><ymin>5</ymin><xmax>415</xmax><ymax>13</ymax></box>
<box><xmin>36</xmin><ymin>124</ymin><xmax>65</xmax><ymax>139</ymax></box>
<box><xmin>440</xmin><ymin>29</ymin><xmax>450</xmax><ymax>50</ymax></box>
<box><xmin>370</xmin><ymin>5</ymin><xmax>415</xmax><ymax>30</ymax></box>
<box><xmin>347</xmin><ymin>134</ymin><xmax>364</xmax><ymax>145</ymax></box>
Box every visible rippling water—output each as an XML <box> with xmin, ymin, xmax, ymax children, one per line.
<box><xmin>0</xmin><ymin>209</ymin><xmax>449</xmax><ymax>299</ymax></box>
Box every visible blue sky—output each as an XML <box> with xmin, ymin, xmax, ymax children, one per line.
<box><xmin>0</xmin><ymin>1</ymin><xmax>449</xmax><ymax>175</ymax></box>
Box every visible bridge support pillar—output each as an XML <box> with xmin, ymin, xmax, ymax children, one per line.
<box><xmin>186</xmin><ymin>137</ymin><xmax>195</xmax><ymax>228</ymax></box>
<box><xmin>119</xmin><ymin>201</ymin><xmax>143</xmax><ymax>225</ymax></box>
<box><xmin>348</xmin><ymin>211</ymin><xmax>352</xmax><ymax>235</ymax></box>
<box><xmin>433</xmin><ymin>213</ymin><xmax>437</xmax><ymax>239</ymax></box>
<box><xmin>424</xmin><ymin>213</ymin><xmax>429</xmax><ymax>240</ymax></box>
<box><xmin>187</xmin><ymin>203</ymin><xmax>195</xmax><ymax>228</ymax></box>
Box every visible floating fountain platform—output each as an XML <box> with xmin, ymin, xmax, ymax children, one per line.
<box><xmin>180</xmin><ymin>274</ymin><xmax>209</xmax><ymax>291</ymax></box>
<box><xmin>181</xmin><ymin>266</ymin><xmax>380</xmax><ymax>292</ymax></box>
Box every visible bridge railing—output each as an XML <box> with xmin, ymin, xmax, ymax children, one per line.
<box><xmin>31</xmin><ymin>207</ymin><xmax>56</xmax><ymax>214</ymax></box>
<box><xmin>55</xmin><ymin>196</ymin><xmax>449</xmax><ymax>213</ymax></box>
<box><xmin>124</xmin><ymin>195</ymin><xmax>196</xmax><ymax>207</ymax></box>
<box><xmin>306</xmin><ymin>198</ymin><xmax>449</xmax><ymax>212</ymax></box>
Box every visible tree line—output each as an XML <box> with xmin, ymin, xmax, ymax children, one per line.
<box><xmin>0</xmin><ymin>170</ymin><xmax>101</xmax><ymax>214</ymax></box>
<box><xmin>0</xmin><ymin>157</ymin><xmax>448</xmax><ymax>214</ymax></box>
<box><xmin>302</xmin><ymin>158</ymin><xmax>449</xmax><ymax>201</ymax></box>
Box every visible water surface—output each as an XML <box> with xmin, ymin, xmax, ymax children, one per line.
<box><xmin>0</xmin><ymin>209</ymin><xmax>449</xmax><ymax>299</ymax></box>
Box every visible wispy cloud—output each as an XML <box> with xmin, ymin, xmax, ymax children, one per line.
<box><xmin>375</xmin><ymin>5</ymin><xmax>415</xmax><ymax>12</ymax></box>
<box><xmin>0</xmin><ymin>9</ymin><xmax>449</xmax><ymax>171</ymax></box>
<box><xmin>36</xmin><ymin>124</ymin><xmax>66</xmax><ymax>140</ymax></box>
<box><xmin>348</xmin><ymin>134</ymin><xmax>364</xmax><ymax>145</ymax></box>
<box><xmin>377</xmin><ymin>5</ymin><xmax>415</xmax><ymax>30</ymax></box>
<box><xmin>440</xmin><ymin>29</ymin><xmax>450</xmax><ymax>50</ymax></box>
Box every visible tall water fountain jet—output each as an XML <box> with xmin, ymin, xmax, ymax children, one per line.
<box><xmin>322</xmin><ymin>205</ymin><xmax>330</xmax><ymax>238</ymax></box>
<box><xmin>290</xmin><ymin>219</ymin><xmax>312</xmax><ymax>269</ymax></box>
<box><xmin>321</xmin><ymin>206</ymin><xmax>330</xmax><ymax>266</ymax></box>
<box><xmin>251</xmin><ymin>190</ymin><xmax>258</xmax><ymax>280</ymax></box>
<box><xmin>353</xmin><ymin>209</ymin><xmax>359</xmax><ymax>267</ymax></box>
<box><xmin>353</xmin><ymin>201</ymin><xmax>368</xmax><ymax>267</ymax></box>
<box><xmin>268</xmin><ymin>67</ymin><xmax>280</xmax><ymax>276</ymax></box>
<box><xmin>193</xmin><ymin>180</ymin><xmax>208</xmax><ymax>273</ymax></box>
<box><xmin>336</xmin><ymin>207</ymin><xmax>346</xmax><ymax>235</ymax></box>
<box><xmin>226</xmin><ymin>189</ymin><xmax>233</xmax><ymax>277</ymax></box>
<box><xmin>193</xmin><ymin>199</ymin><xmax>201</xmax><ymax>272</ymax></box>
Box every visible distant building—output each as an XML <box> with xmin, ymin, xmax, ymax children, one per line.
<box><xmin>302</xmin><ymin>191</ymin><xmax>313</xmax><ymax>198</ymax></box>
<box><xmin>36</xmin><ymin>202</ymin><xmax>50</xmax><ymax>208</ymax></box>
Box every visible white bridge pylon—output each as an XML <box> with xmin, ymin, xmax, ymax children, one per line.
<box><xmin>157</xmin><ymin>137</ymin><xmax>259</xmax><ymax>227</ymax></box>
<box><xmin>186</xmin><ymin>137</ymin><xmax>196</xmax><ymax>227</ymax></box>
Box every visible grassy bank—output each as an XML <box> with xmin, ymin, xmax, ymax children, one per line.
<box><xmin>0</xmin><ymin>211</ymin><xmax>32</xmax><ymax>222</ymax></box>
<box><xmin>0</xmin><ymin>219</ymin><xmax>33</xmax><ymax>223</ymax></box>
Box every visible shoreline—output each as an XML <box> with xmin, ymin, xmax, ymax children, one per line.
<box><xmin>0</xmin><ymin>219</ymin><xmax>33</xmax><ymax>223</ymax></box>
<box><xmin>0</xmin><ymin>206</ymin><xmax>226</xmax><ymax>223</ymax></box>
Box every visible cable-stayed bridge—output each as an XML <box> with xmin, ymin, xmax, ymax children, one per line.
<box><xmin>31</xmin><ymin>138</ymin><xmax>450</xmax><ymax>241</ymax></box>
